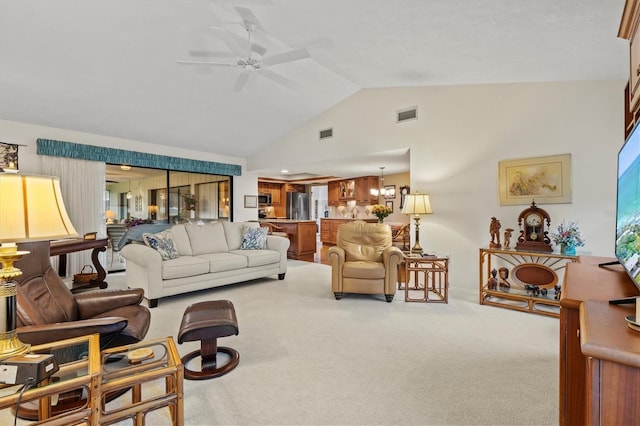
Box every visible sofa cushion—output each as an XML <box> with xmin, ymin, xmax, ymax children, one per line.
<box><xmin>196</xmin><ymin>252</ymin><xmax>248</xmax><ymax>273</ymax></box>
<box><xmin>186</xmin><ymin>222</ymin><xmax>229</xmax><ymax>255</ymax></box>
<box><xmin>162</xmin><ymin>256</ymin><xmax>210</xmax><ymax>280</ymax></box>
<box><xmin>142</xmin><ymin>230</ymin><xmax>179</xmax><ymax>260</ymax></box>
<box><xmin>231</xmin><ymin>249</ymin><xmax>281</xmax><ymax>267</ymax></box>
<box><xmin>169</xmin><ymin>224</ymin><xmax>192</xmax><ymax>256</ymax></box>
<box><xmin>223</xmin><ymin>221</ymin><xmax>259</xmax><ymax>250</ymax></box>
<box><xmin>241</xmin><ymin>225</ymin><xmax>268</xmax><ymax>249</ymax></box>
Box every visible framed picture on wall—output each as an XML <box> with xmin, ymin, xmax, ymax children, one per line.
<box><xmin>0</xmin><ymin>142</ymin><xmax>19</xmax><ymax>171</ymax></box>
<box><xmin>385</xmin><ymin>200</ymin><xmax>393</xmax><ymax>211</ymax></box>
<box><xmin>244</xmin><ymin>195</ymin><xmax>258</xmax><ymax>208</ymax></box>
<box><xmin>498</xmin><ymin>154</ymin><xmax>572</xmax><ymax>205</ymax></box>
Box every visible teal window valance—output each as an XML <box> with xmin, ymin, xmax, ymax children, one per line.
<box><xmin>36</xmin><ymin>139</ymin><xmax>242</xmax><ymax>176</ymax></box>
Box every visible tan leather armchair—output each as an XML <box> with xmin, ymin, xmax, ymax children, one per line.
<box><xmin>327</xmin><ymin>220</ymin><xmax>404</xmax><ymax>302</ymax></box>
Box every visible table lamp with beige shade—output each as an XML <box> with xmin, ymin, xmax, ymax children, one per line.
<box><xmin>401</xmin><ymin>192</ymin><xmax>433</xmax><ymax>254</ymax></box>
<box><xmin>0</xmin><ymin>173</ymin><xmax>78</xmax><ymax>359</ymax></box>
<box><xmin>105</xmin><ymin>209</ymin><xmax>116</xmax><ymax>224</ymax></box>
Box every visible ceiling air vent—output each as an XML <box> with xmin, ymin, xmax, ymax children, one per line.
<box><xmin>319</xmin><ymin>127</ymin><xmax>333</xmax><ymax>140</ymax></box>
<box><xmin>397</xmin><ymin>106</ymin><xmax>418</xmax><ymax>123</ymax></box>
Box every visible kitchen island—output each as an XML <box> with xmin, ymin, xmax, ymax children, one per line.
<box><xmin>260</xmin><ymin>219</ymin><xmax>317</xmax><ymax>262</ymax></box>
<box><xmin>320</xmin><ymin>218</ymin><xmax>378</xmax><ymax>245</ymax></box>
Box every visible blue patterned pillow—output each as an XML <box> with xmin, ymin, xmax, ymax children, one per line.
<box><xmin>241</xmin><ymin>226</ymin><xmax>268</xmax><ymax>250</ymax></box>
<box><xmin>142</xmin><ymin>230</ymin><xmax>179</xmax><ymax>260</ymax></box>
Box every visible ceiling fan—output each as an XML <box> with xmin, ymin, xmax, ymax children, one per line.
<box><xmin>177</xmin><ymin>6</ymin><xmax>310</xmax><ymax>91</ymax></box>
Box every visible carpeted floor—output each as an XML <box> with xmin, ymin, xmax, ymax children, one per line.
<box><xmin>6</xmin><ymin>260</ymin><xmax>559</xmax><ymax>425</ymax></box>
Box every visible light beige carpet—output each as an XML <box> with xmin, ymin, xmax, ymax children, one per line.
<box><xmin>7</xmin><ymin>260</ymin><xmax>559</xmax><ymax>425</ymax></box>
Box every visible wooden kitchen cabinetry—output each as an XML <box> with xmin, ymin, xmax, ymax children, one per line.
<box><xmin>339</xmin><ymin>180</ymin><xmax>355</xmax><ymax>200</ymax></box>
<box><xmin>559</xmin><ymin>256</ymin><xmax>639</xmax><ymax>425</ymax></box>
<box><xmin>258</xmin><ymin>181</ymin><xmax>283</xmax><ymax>205</ymax></box>
<box><xmin>356</xmin><ymin>176</ymin><xmax>379</xmax><ymax>205</ymax></box>
<box><xmin>328</xmin><ymin>181</ymin><xmax>340</xmax><ymax>206</ymax></box>
<box><xmin>619</xmin><ymin>0</ymin><xmax>640</xmax><ymax>135</ymax></box>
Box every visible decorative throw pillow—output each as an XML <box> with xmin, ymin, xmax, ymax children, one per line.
<box><xmin>241</xmin><ymin>226</ymin><xmax>268</xmax><ymax>250</ymax></box>
<box><xmin>142</xmin><ymin>230</ymin><xmax>179</xmax><ymax>260</ymax></box>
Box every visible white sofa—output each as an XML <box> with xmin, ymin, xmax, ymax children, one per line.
<box><xmin>120</xmin><ymin>221</ymin><xmax>290</xmax><ymax>307</ymax></box>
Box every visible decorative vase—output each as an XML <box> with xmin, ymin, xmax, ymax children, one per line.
<box><xmin>378</xmin><ymin>217</ymin><xmax>384</xmax><ymax>223</ymax></box>
<box><xmin>561</xmin><ymin>244</ymin><xmax>576</xmax><ymax>256</ymax></box>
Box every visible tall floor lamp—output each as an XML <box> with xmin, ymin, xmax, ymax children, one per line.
<box><xmin>0</xmin><ymin>173</ymin><xmax>78</xmax><ymax>359</ymax></box>
<box><xmin>401</xmin><ymin>193</ymin><xmax>433</xmax><ymax>254</ymax></box>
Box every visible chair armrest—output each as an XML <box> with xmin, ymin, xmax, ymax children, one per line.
<box><xmin>75</xmin><ymin>289</ymin><xmax>145</xmax><ymax>318</ymax></box>
<box><xmin>17</xmin><ymin>317</ymin><xmax>128</xmax><ymax>346</ymax></box>
<box><xmin>327</xmin><ymin>246</ymin><xmax>346</xmax><ymax>293</ymax></box>
<box><xmin>383</xmin><ymin>246</ymin><xmax>404</xmax><ymax>268</ymax></box>
<box><xmin>120</xmin><ymin>243</ymin><xmax>162</xmax><ymax>268</ymax></box>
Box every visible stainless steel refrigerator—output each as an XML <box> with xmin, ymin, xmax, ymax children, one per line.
<box><xmin>286</xmin><ymin>192</ymin><xmax>309</xmax><ymax>220</ymax></box>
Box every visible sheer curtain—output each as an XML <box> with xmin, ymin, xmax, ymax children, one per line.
<box><xmin>41</xmin><ymin>156</ymin><xmax>106</xmax><ymax>278</ymax></box>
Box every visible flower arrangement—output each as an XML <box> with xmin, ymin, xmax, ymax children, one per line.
<box><xmin>371</xmin><ymin>204</ymin><xmax>392</xmax><ymax>223</ymax></box>
<box><xmin>551</xmin><ymin>220</ymin><xmax>585</xmax><ymax>248</ymax></box>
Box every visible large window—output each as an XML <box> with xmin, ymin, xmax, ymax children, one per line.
<box><xmin>105</xmin><ymin>165</ymin><xmax>232</xmax><ymax>224</ymax></box>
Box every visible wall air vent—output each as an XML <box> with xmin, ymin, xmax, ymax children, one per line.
<box><xmin>397</xmin><ymin>107</ymin><xmax>418</xmax><ymax>123</ymax></box>
<box><xmin>319</xmin><ymin>127</ymin><xmax>333</xmax><ymax>140</ymax></box>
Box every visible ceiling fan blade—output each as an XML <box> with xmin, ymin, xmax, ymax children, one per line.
<box><xmin>188</xmin><ymin>50</ymin><xmax>235</xmax><ymax>58</ymax></box>
<box><xmin>177</xmin><ymin>60</ymin><xmax>236</xmax><ymax>67</ymax></box>
<box><xmin>262</xmin><ymin>48</ymin><xmax>310</xmax><ymax>67</ymax></box>
<box><xmin>233</xmin><ymin>72</ymin><xmax>251</xmax><ymax>91</ymax></box>
<box><xmin>234</xmin><ymin>6</ymin><xmax>264</xmax><ymax>31</ymax></box>
<box><xmin>259</xmin><ymin>69</ymin><xmax>299</xmax><ymax>90</ymax></box>
<box><xmin>210</xmin><ymin>26</ymin><xmax>247</xmax><ymax>57</ymax></box>
<box><xmin>251</xmin><ymin>43</ymin><xmax>268</xmax><ymax>57</ymax></box>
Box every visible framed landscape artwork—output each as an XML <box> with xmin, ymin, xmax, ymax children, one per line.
<box><xmin>498</xmin><ymin>154</ymin><xmax>572</xmax><ymax>205</ymax></box>
<box><xmin>0</xmin><ymin>142</ymin><xmax>19</xmax><ymax>171</ymax></box>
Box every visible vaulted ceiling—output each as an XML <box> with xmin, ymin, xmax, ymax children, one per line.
<box><xmin>0</xmin><ymin>0</ymin><xmax>629</xmax><ymax>179</ymax></box>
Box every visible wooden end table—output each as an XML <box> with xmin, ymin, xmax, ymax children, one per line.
<box><xmin>399</xmin><ymin>254</ymin><xmax>449</xmax><ymax>303</ymax></box>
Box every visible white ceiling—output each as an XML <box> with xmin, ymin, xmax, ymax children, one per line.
<box><xmin>0</xmin><ymin>0</ymin><xmax>629</xmax><ymax>179</ymax></box>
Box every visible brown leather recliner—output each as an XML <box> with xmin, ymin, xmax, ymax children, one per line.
<box><xmin>14</xmin><ymin>241</ymin><xmax>150</xmax><ymax>349</ymax></box>
<box><xmin>327</xmin><ymin>220</ymin><xmax>404</xmax><ymax>302</ymax></box>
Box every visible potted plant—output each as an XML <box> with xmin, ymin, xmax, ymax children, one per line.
<box><xmin>551</xmin><ymin>220</ymin><xmax>585</xmax><ymax>255</ymax></box>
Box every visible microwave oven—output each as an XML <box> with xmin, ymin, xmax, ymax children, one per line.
<box><xmin>258</xmin><ymin>193</ymin><xmax>271</xmax><ymax>205</ymax></box>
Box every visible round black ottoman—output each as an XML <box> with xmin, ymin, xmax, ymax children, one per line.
<box><xmin>177</xmin><ymin>300</ymin><xmax>239</xmax><ymax>380</ymax></box>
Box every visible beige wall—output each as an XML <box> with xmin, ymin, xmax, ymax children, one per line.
<box><xmin>249</xmin><ymin>81</ymin><xmax>625</xmax><ymax>290</ymax></box>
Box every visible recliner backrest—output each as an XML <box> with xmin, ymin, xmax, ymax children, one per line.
<box><xmin>336</xmin><ymin>221</ymin><xmax>392</xmax><ymax>262</ymax></box>
<box><xmin>14</xmin><ymin>241</ymin><xmax>79</xmax><ymax>326</ymax></box>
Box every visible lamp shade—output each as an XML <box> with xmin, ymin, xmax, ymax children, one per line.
<box><xmin>105</xmin><ymin>210</ymin><xmax>116</xmax><ymax>220</ymax></box>
<box><xmin>0</xmin><ymin>174</ymin><xmax>78</xmax><ymax>242</ymax></box>
<box><xmin>401</xmin><ymin>193</ymin><xmax>433</xmax><ymax>215</ymax></box>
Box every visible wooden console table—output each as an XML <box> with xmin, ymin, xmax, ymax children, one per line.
<box><xmin>479</xmin><ymin>247</ymin><xmax>576</xmax><ymax>317</ymax></box>
<box><xmin>559</xmin><ymin>256</ymin><xmax>640</xmax><ymax>425</ymax></box>
<box><xmin>50</xmin><ymin>238</ymin><xmax>108</xmax><ymax>292</ymax></box>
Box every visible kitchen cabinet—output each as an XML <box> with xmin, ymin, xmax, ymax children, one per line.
<box><xmin>328</xmin><ymin>181</ymin><xmax>340</xmax><ymax>206</ymax></box>
<box><xmin>258</xmin><ymin>181</ymin><xmax>283</xmax><ymax>205</ymax></box>
<box><xmin>356</xmin><ymin>176</ymin><xmax>379</xmax><ymax>205</ymax></box>
<box><xmin>559</xmin><ymin>256</ymin><xmax>639</xmax><ymax>425</ymax></box>
<box><xmin>619</xmin><ymin>0</ymin><xmax>640</xmax><ymax>134</ymax></box>
<box><xmin>339</xmin><ymin>180</ymin><xmax>355</xmax><ymax>201</ymax></box>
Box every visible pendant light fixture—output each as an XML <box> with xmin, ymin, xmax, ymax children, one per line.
<box><xmin>126</xmin><ymin>179</ymin><xmax>133</xmax><ymax>199</ymax></box>
<box><xmin>370</xmin><ymin>166</ymin><xmax>387</xmax><ymax>197</ymax></box>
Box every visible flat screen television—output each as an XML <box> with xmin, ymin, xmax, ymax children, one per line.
<box><xmin>614</xmin><ymin>121</ymin><xmax>640</xmax><ymax>302</ymax></box>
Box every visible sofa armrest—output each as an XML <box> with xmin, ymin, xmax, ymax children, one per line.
<box><xmin>266</xmin><ymin>234</ymin><xmax>290</xmax><ymax>253</ymax></box>
<box><xmin>17</xmin><ymin>317</ymin><xmax>128</xmax><ymax>346</ymax></box>
<box><xmin>120</xmin><ymin>243</ymin><xmax>162</xmax><ymax>267</ymax></box>
<box><xmin>75</xmin><ymin>288</ymin><xmax>145</xmax><ymax>318</ymax></box>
